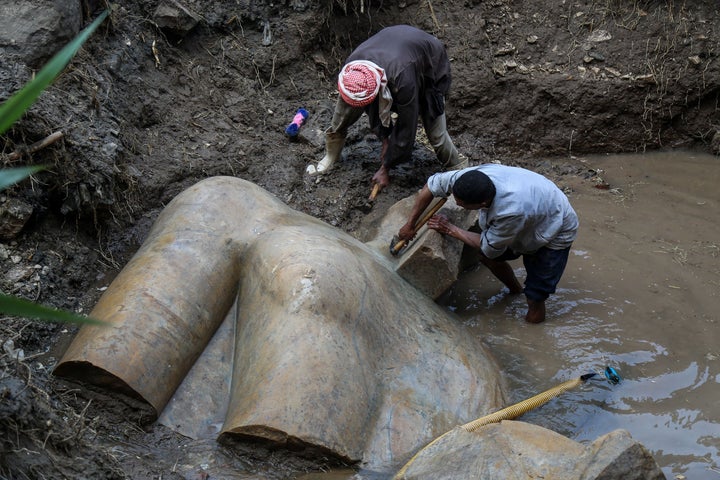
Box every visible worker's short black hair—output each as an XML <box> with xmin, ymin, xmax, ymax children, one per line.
<box><xmin>452</xmin><ymin>170</ymin><xmax>496</xmax><ymax>204</ymax></box>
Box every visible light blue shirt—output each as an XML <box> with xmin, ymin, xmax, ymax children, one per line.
<box><xmin>427</xmin><ymin>164</ymin><xmax>579</xmax><ymax>258</ymax></box>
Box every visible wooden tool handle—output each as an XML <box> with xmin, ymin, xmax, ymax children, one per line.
<box><xmin>390</xmin><ymin>197</ymin><xmax>447</xmax><ymax>255</ymax></box>
<box><xmin>414</xmin><ymin>197</ymin><xmax>447</xmax><ymax>230</ymax></box>
<box><xmin>369</xmin><ymin>183</ymin><xmax>381</xmax><ymax>201</ymax></box>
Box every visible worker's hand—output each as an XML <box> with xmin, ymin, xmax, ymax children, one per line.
<box><xmin>398</xmin><ymin>222</ymin><xmax>416</xmax><ymax>242</ymax></box>
<box><xmin>427</xmin><ymin>214</ymin><xmax>455</xmax><ymax>236</ymax></box>
<box><xmin>371</xmin><ymin>164</ymin><xmax>390</xmax><ymax>189</ymax></box>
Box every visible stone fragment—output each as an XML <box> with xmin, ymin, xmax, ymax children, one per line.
<box><xmin>587</xmin><ymin>30</ymin><xmax>612</xmax><ymax>43</ymax></box>
<box><xmin>397</xmin><ymin>421</ymin><xmax>665</xmax><ymax>480</ymax></box>
<box><xmin>395</xmin><ymin>198</ymin><xmax>476</xmax><ymax>299</ymax></box>
<box><xmin>153</xmin><ymin>0</ymin><xmax>201</xmax><ymax>37</ymax></box>
<box><xmin>0</xmin><ymin>197</ymin><xmax>34</xmax><ymax>240</ymax></box>
<box><xmin>0</xmin><ymin>0</ymin><xmax>82</xmax><ymax>67</ymax></box>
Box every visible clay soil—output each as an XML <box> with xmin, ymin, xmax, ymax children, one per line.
<box><xmin>1</xmin><ymin>0</ymin><xmax>719</xmax><ymax>478</ymax></box>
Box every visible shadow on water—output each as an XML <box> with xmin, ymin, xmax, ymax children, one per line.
<box><xmin>437</xmin><ymin>151</ymin><xmax>720</xmax><ymax>479</ymax></box>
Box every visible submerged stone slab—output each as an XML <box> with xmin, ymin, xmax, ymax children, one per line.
<box><xmin>397</xmin><ymin>420</ymin><xmax>665</xmax><ymax>480</ymax></box>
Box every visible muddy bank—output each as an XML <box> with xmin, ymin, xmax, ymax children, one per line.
<box><xmin>2</xmin><ymin>0</ymin><xmax>718</xmax><ymax>245</ymax></box>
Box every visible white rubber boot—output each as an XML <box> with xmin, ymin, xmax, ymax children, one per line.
<box><xmin>446</xmin><ymin>152</ymin><xmax>469</xmax><ymax>171</ymax></box>
<box><xmin>306</xmin><ymin>133</ymin><xmax>345</xmax><ymax>176</ymax></box>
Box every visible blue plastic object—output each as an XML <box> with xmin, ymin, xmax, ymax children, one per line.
<box><xmin>285</xmin><ymin>108</ymin><xmax>309</xmax><ymax>137</ymax></box>
<box><xmin>604</xmin><ymin>366</ymin><xmax>621</xmax><ymax>384</ymax></box>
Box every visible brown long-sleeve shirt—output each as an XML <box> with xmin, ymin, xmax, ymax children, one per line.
<box><xmin>346</xmin><ymin>25</ymin><xmax>452</xmax><ymax>168</ymax></box>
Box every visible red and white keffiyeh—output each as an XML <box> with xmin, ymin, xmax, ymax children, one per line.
<box><xmin>337</xmin><ymin>60</ymin><xmax>393</xmax><ymax>127</ymax></box>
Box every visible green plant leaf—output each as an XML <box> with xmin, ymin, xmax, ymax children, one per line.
<box><xmin>0</xmin><ymin>165</ymin><xmax>47</xmax><ymax>191</ymax></box>
<box><xmin>0</xmin><ymin>9</ymin><xmax>109</xmax><ymax>134</ymax></box>
<box><xmin>0</xmin><ymin>293</ymin><xmax>106</xmax><ymax>326</ymax></box>
<box><xmin>0</xmin><ymin>9</ymin><xmax>111</xmax><ymax>329</ymax></box>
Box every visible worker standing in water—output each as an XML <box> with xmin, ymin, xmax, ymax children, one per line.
<box><xmin>306</xmin><ymin>25</ymin><xmax>467</xmax><ymax>193</ymax></box>
<box><xmin>397</xmin><ymin>164</ymin><xmax>579</xmax><ymax>323</ymax></box>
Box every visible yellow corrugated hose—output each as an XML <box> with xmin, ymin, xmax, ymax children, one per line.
<box><xmin>393</xmin><ymin>373</ymin><xmax>597</xmax><ymax>479</ymax></box>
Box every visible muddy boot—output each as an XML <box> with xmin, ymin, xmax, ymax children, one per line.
<box><xmin>306</xmin><ymin>132</ymin><xmax>345</xmax><ymax>176</ymax></box>
<box><xmin>445</xmin><ymin>152</ymin><xmax>469</xmax><ymax>171</ymax></box>
<box><xmin>525</xmin><ymin>299</ymin><xmax>546</xmax><ymax>324</ymax></box>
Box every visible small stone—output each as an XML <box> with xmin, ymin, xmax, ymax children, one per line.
<box><xmin>494</xmin><ymin>43</ymin><xmax>516</xmax><ymax>56</ymax></box>
<box><xmin>634</xmin><ymin>74</ymin><xmax>656</xmax><ymax>84</ymax></box>
<box><xmin>587</xmin><ymin>30</ymin><xmax>612</xmax><ymax>42</ymax></box>
<box><xmin>153</xmin><ymin>0</ymin><xmax>201</xmax><ymax>37</ymax></box>
<box><xmin>0</xmin><ymin>198</ymin><xmax>34</xmax><ymax>240</ymax></box>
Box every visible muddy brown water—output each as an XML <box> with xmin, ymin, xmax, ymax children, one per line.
<box><xmin>438</xmin><ymin>151</ymin><xmax>720</xmax><ymax>479</ymax></box>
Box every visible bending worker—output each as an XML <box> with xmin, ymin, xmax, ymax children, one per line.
<box><xmin>306</xmin><ymin>25</ymin><xmax>467</xmax><ymax>190</ymax></box>
<box><xmin>397</xmin><ymin>164</ymin><xmax>579</xmax><ymax>323</ymax></box>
